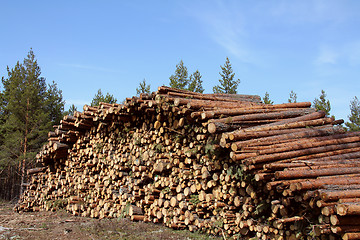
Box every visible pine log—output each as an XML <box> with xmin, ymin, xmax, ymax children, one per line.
<box><xmin>230</xmin><ymin>125</ymin><xmax>344</xmax><ymax>150</ymax></box>
<box><xmin>336</xmin><ymin>203</ymin><xmax>360</xmax><ymax>216</ymax></box>
<box><xmin>321</xmin><ymin>189</ymin><xmax>360</xmax><ymax>201</ymax></box>
<box><xmin>342</xmin><ymin>232</ymin><xmax>360</xmax><ymax>240</ymax></box>
<box><xmin>330</xmin><ymin>215</ymin><xmax>360</xmax><ymax>226</ymax></box>
<box><xmin>208</xmin><ymin>122</ymin><xmax>240</xmax><ymax>134</ymax></box>
<box><xmin>294</xmin><ymin>177</ymin><xmax>360</xmax><ymax>191</ymax></box>
<box><xmin>209</xmin><ymin>109</ymin><xmax>314</xmax><ymax>124</ymax></box>
<box><xmin>249</xmin><ymin>142</ymin><xmax>360</xmax><ymax>165</ymax></box>
<box><xmin>27</xmin><ymin>167</ymin><xmax>46</xmax><ymax>175</ymax></box>
<box><xmin>275</xmin><ymin>167</ymin><xmax>360</xmax><ymax>180</ymax></box>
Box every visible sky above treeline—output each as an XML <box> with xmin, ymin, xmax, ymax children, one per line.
<box><xmin>1</xmin><ymin>0</ymin><xmax>360</xmax><ymax>121</ymax></box>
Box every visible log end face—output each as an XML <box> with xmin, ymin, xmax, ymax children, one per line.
<box><xmin>208</xmin><ymin>123</ymin><xmax>216</xmax><ymax>134</ymax></box>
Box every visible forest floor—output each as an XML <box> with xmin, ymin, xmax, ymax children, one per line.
<box><xmin>0</xmin><ymin>201</ymin><xmax>221</xmax><ymax>240</ymax></box>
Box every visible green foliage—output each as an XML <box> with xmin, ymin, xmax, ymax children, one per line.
<box><xmin>67</xmin><ymin>104</ymin><xmax>78</xmax><ymax>116</ymax></box>
<box><xmin>345</xmin><ymin>96</ymin><xmax>360</xmax><ymax>131</ymax></box>
<box><xmin>254</xmin><ymin>201</ymin><xmax>269</xmax><ymax>216</ymax></box>
<box><xmin>227</xmin><ymin>165</ymin><xmax>245</xmax><ymax>181</ymax></box>
<box><xmin>94</xmin><ymin>142</ymin><xmax>105</xmax><ymax>153</ymax></box>
<box><xmin>154</xmin><ymin>143</ymin><xmax>164</xmax><ymax>153</ymax></box>
<box><xmin>169</xmin><ymin>60</ymin><xmax>189</xmax><ymax>90</ymax></box>
<box><xmin>136</xmin><ymin>79</ymin><xmax>151</xmax><ymax>95</ymax></box>
<box><xmin>213</xmin><ymin>57</ymin><xmax>240</xmax><ymax>94</ymax></box>
<box><xmin>162</xmin><ymin>187</ymin><xmax>171</xmax><ymax>194</ymax></box>
<box><xmin>45</xmin><ymin>81</ymin><xmax>65</xmax><ymax>125</ymax></box>
<box><xmin>288</xmin><ymin>90</ymin><xmax>297</xmax><ymax>103</ymax></box>
<box><xmin>313</xmin><ymin>90</ymin><xmax>331</xmax><ymax>116</ymax></box>
<box><xmin>119</xmin><ymin>201</ymin><xmax>131</xmax><ymax>219</ymax></box>
<box><xmin>0</xmin><ymin>49</ymin><xmax>64</xmax><ymax>175</ymax></box>
<box><xmin>190</xmin><ymin>194</ymin><xmax>200</xmax><ymax>205</ymax></box>
<box><xmin>188</xmin><ymin>70</ymin><xmax>204</xmax><ymax>93</ymax></box>
<box><xmin>213</xmin><ymin>219</ymin><xmax>224</xmax><ymax>229</ymax></box>
<box><xmin>91</xmin><ymin>89</ymin><xmax>117</xmax><ymax>106</ymax></box>
<box><xmin>46</xmin><ymin>199</ymin><xmax>67</xmax><ymax>210</ymax></box>
<box><xmin>262</xmin><ymin>92</ymin><xmax>274</xmax><ymax>104</ymax></box>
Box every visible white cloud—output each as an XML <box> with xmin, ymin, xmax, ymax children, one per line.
<box><xmin>314</xmin><ymin>41</ymin><xmax>360</xmax><ymax>66</ymax></box>
<box><xmin>315</xmin><ymin>46</ymin><xmax>338</xmax><ymax>65</ymax></box>
<box><xmin>269</xmin><ymin>0</ymin><xmax>349</xmax><ymax>24</ymax></box>
<box><xmin>184</xmin><ymin>1</ymin><xmax>251</xmax><ymax>61</ymax></box>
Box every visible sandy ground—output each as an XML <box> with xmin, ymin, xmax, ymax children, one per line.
<box><xmin>0</xmin><ymin>201</ymin><xmax>220</xmax><ymax>240</ymax></box>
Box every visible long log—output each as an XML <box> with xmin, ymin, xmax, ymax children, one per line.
<box><xmin>200</xmin><ymin>107</ymin><xmax>311</xmax><ymax>120</ymax></box>
<box><xmin>343</xmin><ymin>232</ymin><xmax>360</xmax><ymax>240</ymax></box>
<box><xmin>321</xmin><ymin>189</ymin><xmax>360</xmax><ymax>201</ymax></box>
<box><xmin>275</xmin><ymin>167</ymin><xmax>360</xmax><ymax>180</ymax></box>
<box><xmin>330</xmin><ymin>215</ymin><xmax>360</xmax><ymax>225</ymax></box>
<box><xmin>294</xmin><ymin>177</ymin><xmax>360</xmax><ymax>191</ymax></box>
<box><xmin>257</xmin><ymin>136</ymin><xmax>360</xmax><ymax>156</ymax></box>
<box><xmin>245</xmin><ymin>110</ymin><xmax>326</xmax><ymax>131</ymax></box>
<box><xmin>209</xmin><ymin>109</ymin><xmax>314</xmax><ymax>124</ymax></box>
<box><xmin>248</xmin><ymin>142</ymin><xmax>360</xmax><ymax>165</ymax></box>
<box><xmin>197</xmin><ymin>102</ymin><xmax>312</xmax><ymax>119</ymax></box>
<box><xmin>157</xmin><ymin>86</ymin><xmax>261</xmax><ymax>103</ymax></box>
<box><xmin>337</xmin><ymin>203</ymin><xmax>360</xmax><ymax>216</ymax></box>
<box><xmin>207</xmin><ymin>122</ymin><xmax>240</xmax><ymax>134</ymax></box>
<box><xmin>230</xmin><ymin>125</ymin><xmax>345</xmax><ymax>150</ymax></box>
<box><xmin>27</xmin><ymin>167</ymin><xmax>47</xmax><ymax>175</ymax></box>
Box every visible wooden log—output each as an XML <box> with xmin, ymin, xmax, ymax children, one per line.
<box><xmin>250</xmin><ymin>142</ymin><xmax>360</xmax><ymax>165</ymax></box>
<box><xmin>331</xmin><ymin>225</ymin><xmax>360</xmax><ymax>234</ymax></box>
<box><xmin>275</xmin><ymin>167</ymin><xmax>360</xmax><ymax>180</ymax></box>
<box><xmin>343</xmin><ymin>232</ymin><xmax>360</xmax><ymax>240</ymax></box>
<box><xmin>27</xmin><ymin>167</ymin><xmax>46</xmax><ymax>175</ymax></box>
<box><xmin>207</xmin><ymin>122</ymin><xmax>240</xmax><ymax>134</ymax></box>
<box><xmin>52</xmin><ymin>141</ymin><xmax>70</xmax><ymax>151</ymax></box>
<box><xmin>209</xmin><ymin>109</ymin><xmax>314</xmax><ymax>124</ymax></box>
<box><xmin>266</xmin><ymin>158</ymin><xmax>360</xmax><ymax>171</ymax></box>
<box><xmin>337</xmin><ymin>203</ymin><xmax>360</xmax><ymax>216</ymax></box>
<box><xmin>330</xmin><ymin>215</ymin><xmax>360</xmax><ymax>226</ymax></box>
<box><xmin>295</xmin><ymin>177</ymin><xmax>360</xmax><ymax>191</ymax></box>
<box><xmin>321</xmin><ymin>189</ymin><xmax>360</xmax><ymax>201</ymax></box>
<box><xmin>230</xmin><ymin>125</ymin><xmax>345</xmax><ymax>150</ymax></box>
<box><xmin>197</xmin><ymin>102</ymin><xmax>312</xmax><ymax>119</ymax></box>
<box><xmin>257</xmin><ymin>136</ymin><xmax>360</xmax><ymax>156</ymax></box>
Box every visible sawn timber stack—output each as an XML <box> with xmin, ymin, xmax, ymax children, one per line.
<box><xmin>16</xmin><ymin>86</ymin><xmax>360</xmax><ymax>240</ymax></box>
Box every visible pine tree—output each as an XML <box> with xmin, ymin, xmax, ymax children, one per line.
<box><xmin>169</xmin><ymin>60</ymin><xmax>189</xmax><ymax>90</ymax></box>
<box><xmin>263</xmin><ymin>92</ymin><xmax>274</xmax><ymax>104</ymax></box>
<box><xmin>213</xmin><ymin>57</ymin><xmax>240</xmax><ymax>94</ymax></box>
<box><xmin>91</xmin><ymin>89</ymin><xmax>117</xmax><ymax>106</ymax></box>
<box><xmin>136</xmin><ymin>79</ymin><xmax>151</xmax><ymax>95</ymax></box>
<box><xmin>288</xmin><ymin>90</ymin><xmax>297</xmax><ymax>103</ymax></box>
<box><xmin>46</xmin><ymin>81</ymin><xmax>65</xmax><ymax>125</ymax></box>
<box><xmin>188</xmin><ymin>70</ymin><xmax>204</xmax><ymax>93</ymax></box>
<box><xmin>345</xmin><ymin>96</ymin><xmax>360</xmax><ymax>132</ymax></box>
<box><xmin>313</xmin><ymin>90</ymin><xmax>331</xmax><ymax>116</ymax></box>
<box><xmin>63</xmin><ymin>104</ymin><xmax>78</xmax><ymax>116</ymax></box>
<box><xmin>0</xmin><ymin>49</ymin><xmax>64</xmax><ymax>197</ymax></box>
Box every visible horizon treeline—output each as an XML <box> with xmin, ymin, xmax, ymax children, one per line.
<box><xmin>0</xmin><ymin>50</ymin><xmax>359</xmax><ymax>200</ymax></box>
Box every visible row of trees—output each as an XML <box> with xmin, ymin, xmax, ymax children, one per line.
<box><xmin>164</xmin><ymin>58</ymin><xmax>359</xmax><ymax>132</ymax></box>
<box><xmin>167</xmin><ymin>57</ymin><xmax>240</xmax><ymax>95</ymax></box>
<box><xmin>0</xmin><ymin>50</ymin><xmax>65</xmax><ymax>199</ymax></box>
<box><xmin>0</xmin><ymin>50</ymin><xmax>359</xmax><ymax>200</ymax></box>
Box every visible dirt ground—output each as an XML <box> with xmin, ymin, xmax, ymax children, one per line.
<box><xmin>0</xmin><ymin>201</ymin><xmax>220</xmax><ymax>240</ymax></box>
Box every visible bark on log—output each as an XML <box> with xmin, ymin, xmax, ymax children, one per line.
<box><xmin>337</xmin><ymin>203</ymin><xmax>360</xmax><ymax>216</ymax></box>
<box><xmin>209</xmin><ymin>109</ymin><xmax>315</xmax><ymax>124</ymax></box>
<box><xmin>275</xmin><ymin>167</ymin><xmax>360</xmax><ymax>180</ymax></box>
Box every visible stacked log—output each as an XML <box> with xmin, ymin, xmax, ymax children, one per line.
<box><xmin>15</xmin><ymin>86</ymin><xmax>360</xmax><ymax>239</ymax></box>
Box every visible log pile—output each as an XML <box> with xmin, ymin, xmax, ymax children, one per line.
<box><xmin>15</xmin><ymin>86</ymin><xmax>360</xmax><ymax>239</ymax></box>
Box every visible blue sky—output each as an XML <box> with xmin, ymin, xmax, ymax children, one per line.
<box><xmin>1</xmin><ymin>1</ymin><xmax>359</xmax><ymax>121</ymax></box>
